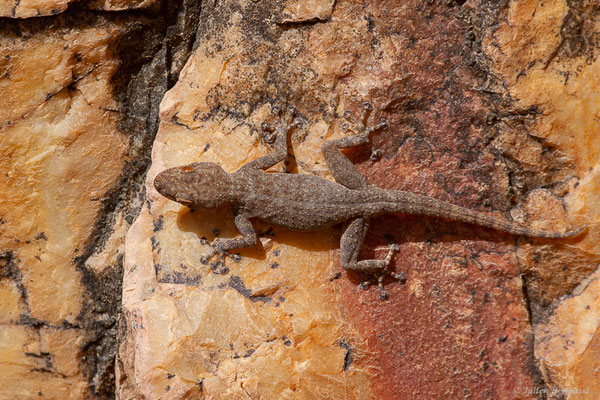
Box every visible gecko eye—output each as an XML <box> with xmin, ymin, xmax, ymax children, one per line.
<box><xmin>180</xmin><ymin>165</ymin><xmax>194</xmax><ymax>173</ymax></box>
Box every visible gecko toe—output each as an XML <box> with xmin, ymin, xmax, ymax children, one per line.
<box><xmin>260</xmin><ymin>121</ymin><xmax>274</xmax><ymax>133</ymax></box>
<box><xmin>380</xmin><ymin>118</ymin><xmax>388</xmax><ymax>130</ymax></box>
<box><xmin>211</xmin><ymin>261</ymin><xmax>229</xmax><ymax>275</ymax></box>
<box><xmin>287</xmin><ymin>105</ymin><xmax>297</xmax><ymax>118</ymax></box>
<box><xmin>378</xmin><ymin>289</ymin><xmax>390</xmax><ymax>301</ymax></box>
<box><xmin>263</xmin><ymin>132</ymin><xmax>276</xmax><ymax>144</ymax></box>
<box><xmin>391</xmin><ymin>271</ymin><xmax>407</xmax><ymax>284</ymax></box>
<box><xmin>369</xmin><ymin>149</ymin><xmax>381</xmax><ymax>161</ymax></box>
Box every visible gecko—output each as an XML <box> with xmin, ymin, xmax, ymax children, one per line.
<box><xmin>153</xmin><ymin>103</ymin><xmax>585</xmax><ymax>299</ymax></box>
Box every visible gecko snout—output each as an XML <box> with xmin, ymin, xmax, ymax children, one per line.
<box><xmin>154</xmin><ymin>166</ymin><xmax>199</xmax><ymax>206</ymax></box>
<box><xmin>154</xmin><ymin>169</ymin><xmax>179</xmax><ymax>201</ymax></box>
<box><xmin>153</xmin><ymin>171</ymin><xmax>168</xmax><ymax>196</ymax></box>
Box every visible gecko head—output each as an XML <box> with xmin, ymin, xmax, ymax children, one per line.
<box><xmin>154</xmin><ymin>162</ymin><xmax>233</xmax><ymax>209</ymax></box>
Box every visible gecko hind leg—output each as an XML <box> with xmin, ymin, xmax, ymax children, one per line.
<box><xmin>340</xmin><ymin>218</ymin><xmax>406</xmax><ymax>300</ymax></box>
<box><xmin>321</xmin><ymin>101</ymin><xmax>387</xmax><ymax>190</ymax></box>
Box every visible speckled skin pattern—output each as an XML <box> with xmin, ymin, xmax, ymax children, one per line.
<box><xmin>154</xmin><ymin>105</ymin><xmax>584</xmax><ymax>298</ymax></box>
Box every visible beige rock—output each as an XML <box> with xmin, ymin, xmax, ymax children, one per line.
<box><xmin>484</xmin><ymin>0</ymin><xmax>600</xmax><ymax>397</ymax></box>
<box><xmin>535</xmin><ymin>267</ymin><xmax>600</xmax><ymax>400</ymax></box>
<box><xmin>0</xmin><ymin>0</ymin><xmax>72</xmax><ymax>18</ymax></box>
<box><xmin>118</xmin><ymin>4</ymin><xmax>377</xmax><ymax>399</ymax></box>
<box><xmin>88</xmin><ymin>0</ymin><xmax>154</xmax><ymax>12</ymax></box>
<box><xmin>0</xmin><ymin>0</ymin><xmax>155</xmax><ymax>18</ymax></box>
<box><xmin>485</xmin><ymin>0</ymin><xmax>598</xmax><ymax>252</ymax></box>
<box><xmin>0</xmin><ymin>27</ymin><xmax>126</xmax><ymax>323</ymax></box>
<box><xmin>0</xmin><ymin>324</ymin><xmax>89</xmax><ymax>398</ymax></box>
<box><xmin>281</xmin><ymin>0</ymin><xmax>335</xmax><ymax>23</ymax></box>
<box><xmin>0</xmin><ymin>24</ymin><xmax>128</xmax><ymax>398</ymax></box>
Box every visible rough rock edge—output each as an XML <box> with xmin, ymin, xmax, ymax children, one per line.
<box><xmin>1</xmin><ymin>0</ymin><xmax>201</xmax><ymax>397</ymax></box>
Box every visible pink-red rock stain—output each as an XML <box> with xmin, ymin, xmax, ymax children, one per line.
<box><xmin>336</xmin><ymin>1</ymin><xmax>541</xmax><ymax>399</ymax></box>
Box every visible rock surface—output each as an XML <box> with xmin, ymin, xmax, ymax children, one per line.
<box><xmin>1</xmin><ymin>0</ymin><xmax>598</xmax><ymax>399</ymax></box>
<box><xmin>0</xmin><ymin>0</ymin><xmax>154</xmax><ymax>19</ymax></box>
<box><xmin>483</xmin><ymin>0</ymin><xmax>600</xmax><ymax>397</ymax></box>
<box><xmin>0</xmin><ymin>5</ymin><xmax>197</xmax><ymax>398</ymax></box>
<box><xmin>535</xmin><ymin>267</ymin><xmax>600</xmax><ymax>399</ymax></box>
<box><xmin>119</xmin><ymin>1</ymin><xmax>598</xmax><ymax>399</ymax></box>
<box><xmin>0</xmin><ymin>21</ymin><xmax>128</xmax><ymax>399</ymax></box>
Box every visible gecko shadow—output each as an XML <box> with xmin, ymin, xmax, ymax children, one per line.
<box><xmin>176</xmin><ymin>204</ymin><xmax>335</xmax><ymax>263</ymax></box>
<box><xmin>173</xmin><ymin>202</ymin><xmax>583</xmax><ymax>293</ymax></box>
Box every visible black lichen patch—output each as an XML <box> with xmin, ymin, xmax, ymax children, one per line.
<box><xmin>76</xmin><ymin>262</ymin><xmax>124</xmax><ymax>398</ymax></box>
<box><xmin>339</xmin><ymin>340</ymin><xmax>353</xmax><ymax>371</ymax></box>
<box><xmin>158</xmin><ymin>270</ymin><xmax>202</xmax><ymax>286</ymax></box>
<box><xmin>228</xmin><ymin>275</ymin><xmax>272</xmax><ymax>303</ymax></box>
<box><xmin>153</xmin><ymin>215</ymin><xmax>164</xmax><ymax>232</ymax></box>
<box><xmin>544</xmin><ymin>0</ymin><xmax>600</xmax><ymax>68</ymax></box>
<box><xmin>0</xmin><ymin>251</ymin><xmax>30</xmax><ymax>312</ymax></box>
<box><xmin>150</xmin><ymin>236</ymin><xmax>160</xmax><ymax>252</ymax></box>
<box><xmin>35</xmin><ymin>232</ymin><xmax>48</xmax><ymax>241</ymax></box>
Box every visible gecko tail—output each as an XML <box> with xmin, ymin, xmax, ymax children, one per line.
<box><xmin>508</xmin><ymin>224</ymin><xmax>587</xmax><ymax>239</ymax></box>
<box><xmin>384</xmin><ymin>190</ymin><xmax>587</xmax><ymax>239</ymax></box>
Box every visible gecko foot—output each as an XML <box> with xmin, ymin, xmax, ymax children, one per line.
<box><xmin>341</xmin><ymin>101</ymin><xmax>387</xmax><ymax>160</ymax></box>
<box><xmin>358</xmin><ymin>244</ymin><xmax>406</xmax><ymax>300</ymax></box>
<box><xmin>260</xmin><ymin>104</ymin><xmax>303</xmax><ymax>144</ymax></box>
<box><xmin>199</xmin><ymin>238</ymin><xmax>242</xmax><ymax>275</ymax></box>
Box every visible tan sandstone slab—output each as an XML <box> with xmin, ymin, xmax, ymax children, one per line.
<box><xmin>0</xmin><ymin>0</ymin><xmax>154</xmax><ymax>18</ymax></box>
<box><xmin>0</xmin><ymin>22</ymin><xmax>128</xmax><ymax>398</ymax></box>
<box><xmin>535</xmin><ymin>267</ymin><xmax>600</xmax><ymax>400</ymax></box>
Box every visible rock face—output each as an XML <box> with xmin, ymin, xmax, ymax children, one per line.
<box><xmin>0</xmin><ymin>0</ymin><xmax>154</xmax><ymax>19</ymax></box>
<box><xmin>118</xmin><ymin>1</ymin><xmax>598</xmax><ymax>400</ymax></box>
<box><xmin>0</xmin><ymin>20</ymin><xmax>129</xmax><ymax>399</ymax></box>
<box><xmin>0</xmin><ymin>3</ymin><xmax>198</xmax><ymax>399</ymax></box>
<box><xmin>1</xmin><ymin>0</ymin><xmax>598</xmax><ymax>399</ymax></box>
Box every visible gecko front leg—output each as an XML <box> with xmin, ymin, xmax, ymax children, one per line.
<box><xmin>201</xmin><ymin>105</ymin><xmax>300</xmax><ymax>273</ymax></box>
<box><xmin>200</xmin><ymin>214</ymin><xmax>257</xmax><ymax>274</ymax></box>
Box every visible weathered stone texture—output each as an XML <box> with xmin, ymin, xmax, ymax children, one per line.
<box><xmin>535</xmin><ymin>268</ymin><xmax>600</xmax><ymax>400</ymax></box>
<box><xmin>120</xmin><ymin>1</ymin><xmax>597</xmax><ymax>400</ymax></box>
<box><xmin>0</xmin><ymin>3</ymin><xmax>197</xmax><ymax>396</ymax></box>
<box><xmin>0</xmin><ymin>0</ymin><xmax>155</xmax><ymax>19</ymax></box>
<box><xmin>1</xmin><ymin>0</ymin><xmax>597</xmax><ymax>399</ymax></box>
<box><xmin>0</xmin><ymin>22</ymin><xmax>128</xmax><ymax>398</ymax></box>
<box><xmin>483</xmin><ymin>0</ymin><xmax>600</xmax><ymax>397</ymax></box>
